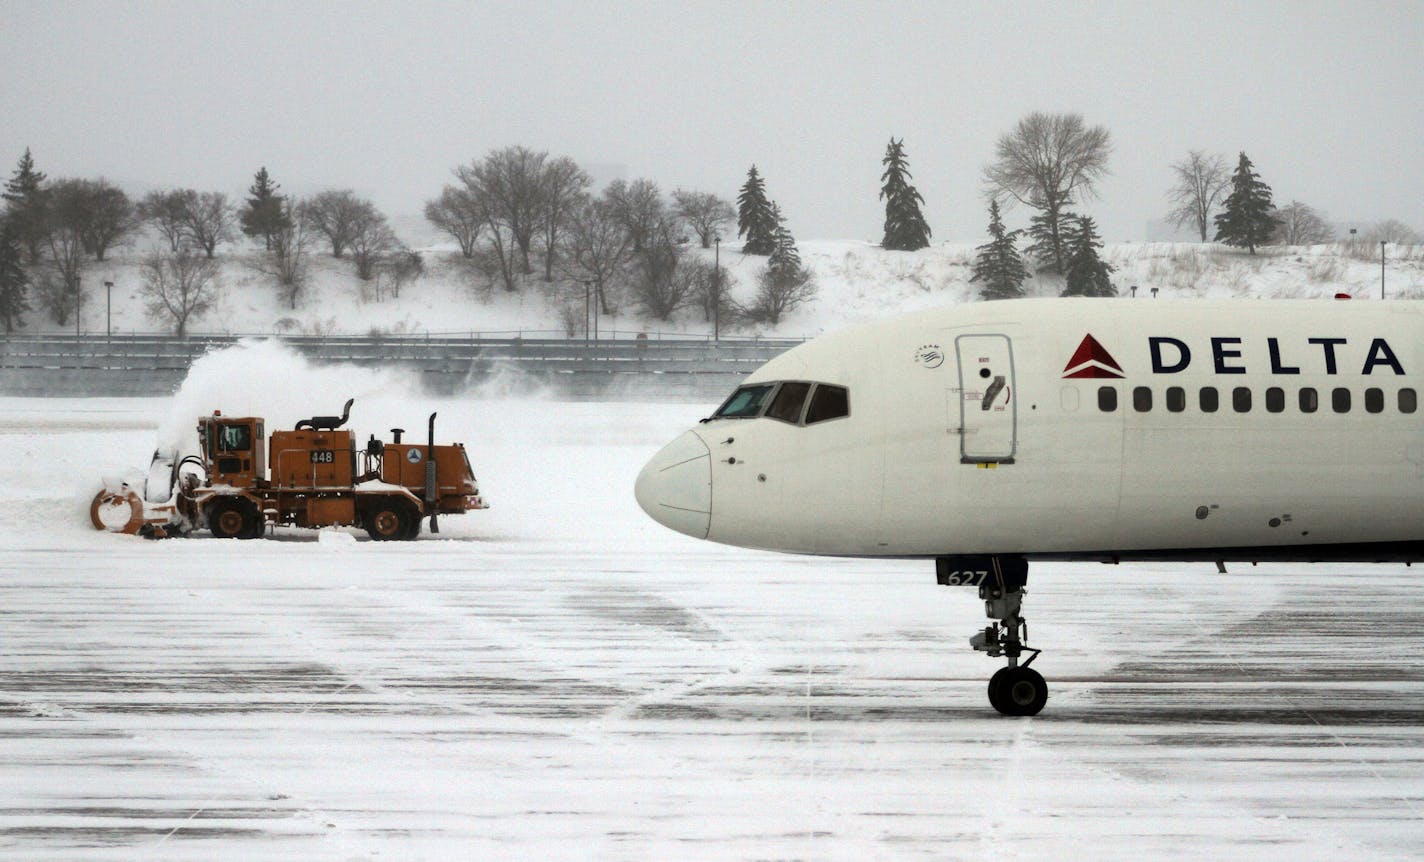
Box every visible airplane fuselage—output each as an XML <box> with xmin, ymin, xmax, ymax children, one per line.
<box><xmin>636</xmin><ymin>299</ymin><xmax>1424</xmax><ymax>563</ymax></box>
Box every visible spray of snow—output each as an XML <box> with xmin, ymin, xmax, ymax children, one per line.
<box><xmin>155</xmin><ymin>339</ymin><xmax>424</xmax><ymax>455</ymax></box>
<box><xmin>458</xmin><ymin>361</ymin><xmax>556</xmax><ymax>401</ymax></box>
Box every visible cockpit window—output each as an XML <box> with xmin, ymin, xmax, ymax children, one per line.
<box><xmin>805</xmin><ymin>384</ymin><xmax>850</xmax><ymax>424</ymax></box>
<box><xmin>713</xmin><ymin>384</ymin><xmax>775</xmax><ymax>419</ymax></box>
<box><xmin>766</xmin><ymin>381</ymin><xmax>812</xmax><ymax>424</ymax></box>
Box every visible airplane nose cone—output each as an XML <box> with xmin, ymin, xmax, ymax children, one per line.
<box><xmin>635</xmin><ymin>431</ymin><xmax>711</xmax><ymax>539</ymax></box>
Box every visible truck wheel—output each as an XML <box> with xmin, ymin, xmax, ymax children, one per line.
<box><xmin>364</xmin><ymin>500</ymin><xmax>410</xmax><ymax>541</ymax></box>
<box><xmin>208</xmin><ymin>497</ymin><xmax>260</xmax><ymax>540</ymax></box>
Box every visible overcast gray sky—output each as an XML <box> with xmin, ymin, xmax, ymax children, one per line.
<box><xmin>3</xmin><ymin>0</ymin><xmax>1420</xmax><ymax>243</ymax></box>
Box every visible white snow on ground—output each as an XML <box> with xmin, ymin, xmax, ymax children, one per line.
<box><xmin>34</xmin><ymin>239</ymin><xmax>1424</xmax><ymax>341</ymax></box>
<box><xmin>5</xmin><ymin>245</ymin><xmax>1424</xmax><ymax>857</ymax></box>
<box><xmin>1</xmin><ymin>349</ymin><xmax>1423</xmax><ymax>858</ymax></box>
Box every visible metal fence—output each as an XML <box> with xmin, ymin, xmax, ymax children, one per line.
<box><xmin>0</xmin><ymin>334</ymin><xmax>804</xmax><ymax>399</ymax></box>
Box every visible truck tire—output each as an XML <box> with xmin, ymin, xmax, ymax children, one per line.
<box><xmin>364</xmin><ymin>499</ymin><xmax>411</xmax><ymax>541</ymax></box>
<box><xmin>208</xmin><ymin>497</ymin><xmax>261</xmax><ymax>540</ymax></box>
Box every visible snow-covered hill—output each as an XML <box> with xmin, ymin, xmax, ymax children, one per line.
<box><xmin>26</xmin><ymin>239</ymin><xmax>1424</xmax><ymax>341</ymax></box>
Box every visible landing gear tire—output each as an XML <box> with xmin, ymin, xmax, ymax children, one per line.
<box><xmin>988</xmin><ymin>666</ymin><xmax>1047</xmax><ymax>716</ymax></box>
<box><xmin>364</xmin><ymin>500</ymin><xmax>413</xmax><ymax>541</ymax></box>
<box><xmin>208</xmin><ymin>497</ymin><xmax>261</xmax><ymax>539</ymax></box>
<box><xmin>941</xmin><ymin>555</ymin><xmax>1050</xmax><ymax>716</ymax></box>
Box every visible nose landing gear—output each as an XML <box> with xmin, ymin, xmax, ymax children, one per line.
<box><xmin>938</xmin><ymin>555</ymin><xmax>1048</xmax><ymax>716</ymax></box>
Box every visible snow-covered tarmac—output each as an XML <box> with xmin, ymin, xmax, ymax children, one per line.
<box><xmin>3</xmin><ymin>394</ymin><xmax>1423</xmax><ymax>861</ymax></box>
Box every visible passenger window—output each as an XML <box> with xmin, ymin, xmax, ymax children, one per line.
<box><xmin>1098</xmin><ymin>386</ymin><xmax>1117</xmax><ymax>412</ymax></box>
<box><xmin>1199</xmin><ymin>387</ymin><xmax>1219</xmax><ymax>413</ymax></box>
<box><xmin>713</xmin><ymin>384</ymin><xmax>775</xmax><ymax>419</ymax></box>
<box><xmin>1401</xmin><ymin>388</ymin><xmax>1418</xmax><ymax>414</ymax></box>
<box><xmin>1266</xmin><ymin>387</ymin><xmax>1285</xmax><ymax>413</ymax></box>
<box><xmin>1365</xmin><ymin>388</ymin><xmax>1384</xmax><ymax>414</ymax></box>
<box><xmin>1232</xmin><ymin>387</ymin><xmax>1251</xmax><ymax>413</ymax></box>
<box><xmin>1299</xmin><ymin>388</ymin><xmax>1318</xmax><ymax>413</ymax></box>
<box><xmin>1133</xmin><ymin>386</ymin><xmax>1152</xmax><ymax>412</ymax></box>
<box><xmin>1166</xmin><ymin>387</ymin><xmax>1185</xmax><ymax>413</ymax></box>
<box><xmin>766</xmin><ymin>382</ymin><xmax>811</xmax><ymax>424</ymax></box>
<box><xmin>804</xmin><ymin>384</ymin><xmax>849</xmax><ymax>424</ymax></box>
<box><xmin>1332</xmin><ymin>388</ymin><xmax>1351</xmax><ymax>413</ymax></box>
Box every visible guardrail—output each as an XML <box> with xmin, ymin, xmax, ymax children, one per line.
<box><xmin>0</xmin><ymin>334</ymin><xmax>805</xmax><ymax>399</ymax></box>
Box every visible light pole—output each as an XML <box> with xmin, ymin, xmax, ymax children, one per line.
<box><xmin>583</xmin><ymin>280</ymin><xmax>590</xmax><ymax>343</ymax></box>
<box><xmin>1381</xmin><ymin>241</ymin><xmax>1387</xmax><ymax>300</ymax></box>
<box><xmin>105</xmin><ymin>280</ymin><xmax>113</xmax><ymax>339</ymax></box>
<box><xmin>713</xmin><ymin>234</ymin><xmax>721</xmax><ymax>342</ymax></box>
<box><xmin>75</xmin><ymin>276</ymin><xmax>81</xmax><ymax>337</ymax></box>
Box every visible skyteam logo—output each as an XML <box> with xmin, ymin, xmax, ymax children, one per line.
<box><xmin>1062</xmin><ymin>334</ymin><xmax>1124</xmax><ymax>379</ymax></box>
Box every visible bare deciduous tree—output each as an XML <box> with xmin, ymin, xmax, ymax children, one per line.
<box><xmin>746</xmin><ymin>208</ymin><xmax>815</xmax><ymax>325</ymax></box>
<box><xmin>1166</xmin><ymin>150</ymin><xmax>1230</xmax><ymax>242</ymax></box>
<box><xmin>746</xmin><ymin>263</ymin><xmax>815</xmax><ymax>326</ymax></box>
<box><xmin>630</xmin><ymin>218</ymin><xmax>694</xmax><ymax>320</ymax></box>
<box><xmin>1273</xmin><ymin>201</ymin><xmax>1334</xmax><ymax>245</ymax></box>
<box><xmin>424</xmin><ymin>185</ymin><xmax>483</xmax><ymax>258</ymax></box>
<box><xmin>605</xmin><ymin>179</ymin><xmax>665</xmax><ymax>254</ymax></box>
<box><xmin>983</xmin><ymin>112</ymin><xmax>1111</xmax><ymax>273</ymax></box>
<box><xmin>538</xmin><ymin>156</ymin><xmax>591</xmax><ymax>282</ymax></box>
<box><xmin>673</xmin><ymin>189</ymin><xmax>735</xmax><ymax>249</ymax></box>
<box><xmin>41</xmin><ymin>178</ymin><xmax>90</xmax><ymax>324</ymax></box>
<box><xmin>78</xmin><ymin>178</ymin><xmax>135</xmax><ymax>261</ymax></box>
<box><xmin>349</xmin><ymin>206</ymin><xmax>398</xmax><ymax>281</ymax></box>
<box><xmin>32</xmin><ymin>270</ymin><xmax>77</xmax><ymax>327</ymax></box>
<box><xmin>689</xmin><ymin>257</ymin><xmax>736</xmax><ymax>325</ymax></box>
<box><xmin>458</xmin><ymin>146</ymin><xmax>548</xmax><ymax>277</ymax></box>
<box><xmin>559</xmin><ymin>198</ymin><xmax>633</xmax><ymax>315</ymax></box>
<box><xmin>301</xmin><ymin>190</ymin><xmax>370</xmax><ymax>258</ymax></box>
<box><xmin>252</xmin><ymin>202</ymin><xmax>311</xmax><ymax>308</ymax></box>
<box><xmin>138</xmin><ymin>189</ymin><xmax>189</xmax><ymax>252</ymax></box>
<box><xmin>1364</xmin><ymin>219</ymin><xmax>1421</xmax><ymax>244</ymax></box>
<box><xmin>178</xmin><ymin>190</ymin><xmax>234</xmax><ymax>258</ymax></box>
<box><xmin>374</xmin><ymin>249</ymin><xmax>422</xmax><ymax>301</ymax></box>
<box><xmin>140</xmin><ymin>248</ymin><xmax>220</xmax><ymax>336</ymax></box>
<box><xmin>453</xmin><ymin>177</ymin><xmax>519</xmax><ymax>293</ymax></box>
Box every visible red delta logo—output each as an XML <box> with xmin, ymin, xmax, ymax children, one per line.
<box><xmin>1062</xmin><ymin>334</ymin><xmax>1124</xmax><ymax>379</ymax></box>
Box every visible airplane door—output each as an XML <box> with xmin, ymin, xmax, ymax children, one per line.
<box><xmin>955</xmin><ymin>334</ymin><xmax>1016</xmax><ymax>464</ymax></box>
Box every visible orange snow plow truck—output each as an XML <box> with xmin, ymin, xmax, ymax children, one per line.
<box><xmin>90</xmin><ymin>399</ymin><xmax>488</xmax><ymax>540</ymax></box>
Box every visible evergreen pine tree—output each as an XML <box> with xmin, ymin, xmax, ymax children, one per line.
<box><xmin>736</xmin><ymin>165</ymin><xmax>776</xmax><ymax>255</ymax></box>
<box><xmin>1213</xmin><ymin>152</ymin><xmax>1280</xmax><ymax>254</ymax></box>
<box><xmin>0</xmin><ymin>218</ymin><xmax>30</xmax><ymax>332</ymax></box>
<box><xmin>970</xmin><ymin>200</ymin><xmax>1028</xmax><ymax>300</ymax></box>
<box><xmin>3</xmin><ymin>148</ymin><xmax>48</xmax><ymax>263</ymax></box>
<box><xmin>748</xmin><ymin>202</ymin><xmax>815</xmax><ymax>324</ymax></box>
<box><xmin>767</xmin><ymin>202</ymin><xmax>801</xmax><ymax>274</ymax></box>
<box><xmin>879</xmin><ymin>138</ymin><xmax>931</xmax><ymax>251</ymax></box>
<box><xmin>1022</xmin><ymin>211</ymin><xmax>1063</xmax><ymax>273</ymax></box>
<box><xmin>1061</xmin><ymin>215</ymin><xmax>1116</xmax><ymax>297</ymax></box>
<box><xmin>240</xmin><ymin>167</ymin><xmax>291</xmax><ymax>250</ymax></box>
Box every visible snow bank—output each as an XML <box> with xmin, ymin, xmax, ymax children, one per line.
<box><xmin>31</xmin><ymin>239</ymin><xmax>1424</xmax><ymax>343</ymax></box>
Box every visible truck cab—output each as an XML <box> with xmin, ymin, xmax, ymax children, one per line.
<box><xmin>199</xmin><ymin>413</ymin><xmax>265</xmax><ymax>488</ymax></box>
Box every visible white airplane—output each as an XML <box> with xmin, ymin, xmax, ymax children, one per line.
<box><xmin>635</xmin><ymin>297</ymin><xmax>1422</xmax><ymax>716</ymax></box>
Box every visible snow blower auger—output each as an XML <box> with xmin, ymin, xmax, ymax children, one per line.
<box><xmin>89</xmin><ymin>485</ymin><xmax>146</xmax><ymax>534</ymax></box>
<box><xmin>89</xmin><ymin>398</ymin><xmax>488</xmax><ymax>540</ymax></box>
